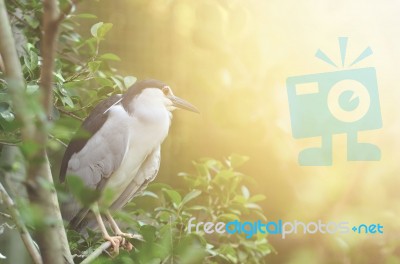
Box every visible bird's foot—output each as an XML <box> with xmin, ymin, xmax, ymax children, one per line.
<box><xmin>115</xmin><ymin>232</ymin><xmax>143</xmax><ymax>251</ymax></box>
<box><xmin>104</xmin><ymin>235</ymin><xmax>123</xmax><ymax>255</ymax></box>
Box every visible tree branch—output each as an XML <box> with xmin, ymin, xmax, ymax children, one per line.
<box><xmin>32</xmin><ymin>0</ymin><xmax>78</xmax><ymax>262</ymax></box>
<box><xmin>40</xmin><ymin>0</ymin><xmax>61</xmax><ymax>118</ymax></box>
<box><xmin>80</xmin><ymin>241</ymin><xmax>112</xmax><ymax>264</ymax></box>
<box><xmin>0</xmin><ymin>182</ymin><xmax>43</xmax><ymax>264</ymax></box>
<box><xmin>0</xmin><ymin>0</ymin><xmax>74</xmax><ymax>263</ymax></box>
<box><xmin>0</xmin><ymin>0</ymin><xmax>34</xmax><ymax>137</ymax></box>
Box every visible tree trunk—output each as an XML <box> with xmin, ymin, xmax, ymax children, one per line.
<box><xmin>0</xmin><ymin>1</ymin><xmax>73</xmax><ymax>263</ymax></box>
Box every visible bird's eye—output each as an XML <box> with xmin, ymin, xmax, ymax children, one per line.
<box><xmin>162</xmin><ymin>86</ymin><xmax>170</xmax><ymax>95</ymax></box>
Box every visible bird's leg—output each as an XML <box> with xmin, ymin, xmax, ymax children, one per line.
<box><xmin>105</xmin><ymin>210</ymin><xmax>141</xmax><ymax>251</ymax></box>
<box><xmin>92</xmin><ymin>204</ymin><xmax>122</xmax><ymax>254</ymax></box>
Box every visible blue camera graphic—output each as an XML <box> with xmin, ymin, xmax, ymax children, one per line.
<box><xmin>286</xmin><ymin>38</ymin><xmax>382</xmax><ymax>166</ymax></box>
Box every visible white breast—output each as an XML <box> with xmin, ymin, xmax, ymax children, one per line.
<box><xmin>105</xmin><ymin>102</ymin><xmax>171</xmax><ymax>202</ymax></box>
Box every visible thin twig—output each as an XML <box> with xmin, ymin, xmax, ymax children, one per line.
<box><xmin>0</xmin><ymin>182</ymin><xmax>43</xmax><ymax>264</ymax></box>
<box><xmin>57</xmin><ymin>107</ymin><xmax>84</xmax><ymax>121</ymax></box>
<box><xmin>0</xmin><ymin>141</ymin><xmax>19</xmax><ymax>146</ymax></box>
<box><xmin>68</xmin><ymin>103</ymin><xmax>93</xmax><ymax>113</ymax></box>
<box><xmin>63</xmin><ymin>65</ymin><xmax>88</xmax><ymax>83</ymax></box>
<box><xmin>0</xmin><ymin>211</ymin><xmax>12</xmax><ymax>219</ymax></box>
<box><xmin>48</xmin><ymin>133</ymin><xmax>67</xmax><ymax>148</ymax></box>
<box><xmin>0</xmin><ymin>222</ymin><xmax>15</xmax><ymax>229</ymax></box>
<box><xmin>80</xmin><ymin>241</ymin><xmax>112</xmax><ymax>264</ymax></box>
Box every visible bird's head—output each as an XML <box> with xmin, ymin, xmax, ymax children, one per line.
<box><xmin>122</xmin><ymin>79</ymin><xmax>199</xmax><ymax>114</ymax></box>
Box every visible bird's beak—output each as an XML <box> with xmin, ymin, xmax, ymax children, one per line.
<box><xmin>169</xmin><ymin>95</ymin><xmax>199</xmax><ymax>113</ymax></box>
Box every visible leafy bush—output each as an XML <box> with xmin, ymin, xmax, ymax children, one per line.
<box><xmin>69</xmin><ymin>155</ymin><xmax>273</xmax><ymax>264</ymax></box>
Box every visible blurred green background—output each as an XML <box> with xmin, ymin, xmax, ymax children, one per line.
<box><xmin>71</xmin><ymin>0</ymin><xmax>400</xmax><ymax>263</ymax></box>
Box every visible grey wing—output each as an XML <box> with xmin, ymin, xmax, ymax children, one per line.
<box><xmin>110</xmin><ymin>146</ymin><xmax>161</xmax><ymax>210</ymax></box>
<box><xmin>60</xmin><ymin>96</ymin><xmax>129</xmax><ymax>227</ymax></box>
<box><xmin>59</xmin><ymin>94</ymin><xmax>123</xmax><ymax>183</ymax></box>
<box><xmin>61</xmin><ymin>127</ymin><xmax>129</xmax><ymax>227</ymax></box>
<box><xmin>65</xmin><ymin>126</ymin><xmax>129</xmax><ymax>188</ymax></box>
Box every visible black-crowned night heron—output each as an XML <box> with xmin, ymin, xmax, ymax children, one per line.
<box><xmin>59</xmin><ymin>79</ymin><xmax>198</xmax><ymax>253</ymax></box>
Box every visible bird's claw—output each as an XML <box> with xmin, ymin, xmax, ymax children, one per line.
<box><xmin>104</xmin><ymin>235</ymin><xmax>123</xmax><ymax>255</ymax></box>
<box><xmin>114</xmin><ymin>232</ymin><xmax>143</xmax><ymax>251</ymax></box>
<box><xmin>123</xmin><ymin>241</ymin><xmax>133</xmax><ymax>251</ymax></box>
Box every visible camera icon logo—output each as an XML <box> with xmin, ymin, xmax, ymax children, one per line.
<box><xmin>286</xmin><ymin>37</ymin><xmax>382</xmax><ymax>166</ymax></box>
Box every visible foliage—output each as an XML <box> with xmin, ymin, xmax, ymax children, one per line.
<box><xmin>0</xmin><ymin>1</ymin><xmax>272</xmax><ymax>263</ymax></box>
<box><xmin>68</xmin><ymin>156</ymin><xmax>273</xmax><ymax>264</ymax></box>
<box><xmin>1</xmin><ymin>0</ymin><xmax>136</xmax><ymax>148</ymax></box>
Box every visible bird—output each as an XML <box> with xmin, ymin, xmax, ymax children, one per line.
<box><xmin>59</xmin><ymin>79</ymin><xmax>198</xmax><ymax>253</ymax></box>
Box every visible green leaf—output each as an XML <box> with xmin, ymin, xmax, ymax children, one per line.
<box><xmin>217</xmin><ymin>213</ymin><xmax>239</xmax><ymax>222</ymax></box>
<box><xmin>193</xmin><ymin>162</ymin><xmax>210</xmax><ymax>178</ymax></box>
<box><xmin>123</xmin><ymin>76</ymin><xmax>137</xmax><ymax>88</ymax></box>
<box><xmin>0</xmin><ymin>102</ymin><xmax>14</xmax><ymax>122</ymax></box>
<box><xmin>233</xmin><ymin>195</ymin><xmax>246</xmax><ymax>204</ymax></box>
<box><xmin>99</xmin><ymin>187</ymin><xmax>117</xmax><ymax>208</ymax></box>
<box><xmin>162</xmin><ymin>189</ymin><xmax>182</xmax><ymax>207</ymax></box>
<box><xmin>228</xmin><ymin>154</ymin><xmax>249</xmax><ymax>169</ymax></box>
<box><xmin>100</xmin><ymin>53</ymin><xmax>121</xmax><ymax>61</ymax></box>
<box><xmin>181</xmin><ymin>190</ymin><xmax>201</xmax><ymax>207</ymax></box>
<box><xmin>213</xmin><ymin>169</ymin><xmax>234</xmax><ymax>185</ymax></box>
<box><xmin>30</xmin><ymin>51</ymin><xmax>38</xmax><ymax>70</ymax></box>
<box><xmin>140</xmin><ymin>225</ymin><xmax>157</xmax><ymax>243</ymax></box>
<box><xmin>63</xmin><ymin>81</ymin><xmax>84</xmax><ymax>89</ymax></box>
<box><xmin>204</xmin><ymin>158</ymin><xmax>223</xmax><ymax>170</ymax></box>
<box><xmin>66</xmin><ymin>175</ymin><xmax>101</xmax><ymax>207</ymax></box>
<box><xmin>94</xmin><ymin>77</ymin><xmax>114</xmax><ymax>87</ymax></box>
<box><xmin>27</xmin><ymin>84</ymin><xmax>39</xmax><ymax>94</ymax></box>
<box><xmin>187</xmin><ymin>205</ymin><xmax>208</xmax><ymax>211</ymax></box>
<box><xmin>61</xmin><ymin>95</ymin><xmax>74</xmax><ymax>107</ymax></box>
<box><xmin>111</xmin><ymin>76</ymin><xmax>124</xmax><ymax>91</ymax></box>
<box><xmin>141</xmin><ymin>191</ymin><xmax>159</xmax><ymax>199</ymax></box>
<box><xmin>0</xmin><ymin>111</ymin><xmax>14</xmax><ymax>122</ymax></box>
<box><xmin>245</xmin><ymin>203</ymin><xmax>262</xmax><ymax>210</ymax></box>
<box><xmin>54</xmin><ymin>72</ymin><xmax>65</xmax><ymax>82</ymax></box>
<box><xmin>97</xmin><ymin>23</ymin><xmax>113</xmax><ymax>38</ymax></box>
<box><xmin>88</xmin><ymin>61</ymin><xmax>101</xmax><ymax>73</ymax></box>
<box><xmin>90</xmin><ymin>22</ymin><xmax>103</xmax><ymax>38</ymax></box>
<box><xmin>227</xmin><ymin>154</ymin><xmax>249</xmax><ymax>168</ymax></box>
<box><xmin>75</xmin><ymin>13</ymin><xmax>98</xmax><ymax>19</ymax></box>
<box><xmin>241</xmin><ymin>186</ymin><xmax>250</xmax><ymax>199</ymax></box>
<box><xmin>24</xmin><ymin>15</ymin><xmax>39</xmax><ymax>28</ymax></box>
<box><xmin>218</xmin><ymin>245</ymin><xmax>237</xmax><ymax>263</ymax></box>
<box><xmin>97</xmin><ymin>86</ymin><xmax>114</xmax><ymax>97</ymax></box>
<box><xmin>91</xmin><ymin>22</ymin><xmax>113</xmax><ymax>39</ymax></box>
<box><xmin>155</xmin><ymin>207</ymin><xmax>177</xmax><ymax>215</ymax></box>
<box><xmin>249</xmin><ymin>194</ymin><xmax>266</xmax><ymax>203</ymax></box>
